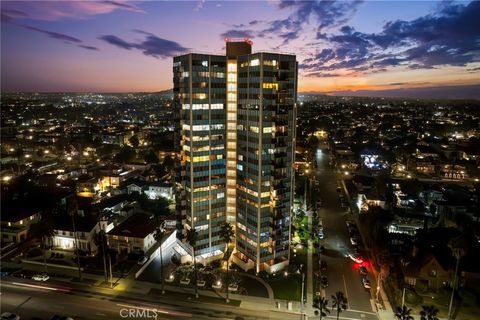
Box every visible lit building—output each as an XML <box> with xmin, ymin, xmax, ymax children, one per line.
<box><xmin>174</xmin><ymin>39</ymin><xmax>297</xmax><ymax>272</ymax></box>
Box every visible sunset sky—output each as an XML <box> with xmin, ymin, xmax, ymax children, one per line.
<box><xmin>1</xmin><ymin>0</ymin><xmax>479</xmax><ymax>96</ymax></box>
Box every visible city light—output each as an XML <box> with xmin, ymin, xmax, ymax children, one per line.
<box><xmin>2</xmin><ymin>176</ymin><xmax>12</xmax><ymax>182</ymax></box>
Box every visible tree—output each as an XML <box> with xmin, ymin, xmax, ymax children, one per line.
<box><xmin>186</xmin><ymin>228</ymin><xmax>199</xmax><ymax>298</ymax></box>
<box><xmin>420</xmin><ymin>305</ymin><xmax>439</xmax><ymax>320</ymax></box>
<box><xmin>30</xmin><ymin>216</ymin><xmax>54</xmax><ymax>273</ymax></box>
<box><xmin>395</xmin><ymin>306</ymin><xmax>414</xmax><ymax>320</ymax></box>
<box><xmin>220</xmin><ymin>222</ymin><xmax>234</xmax><ymax>303</ymax></box>
<box><xmin>144</xmin><ymin>149</ymin><xmax>159</xmax><ymax>164</ymax></box>
<box><xmin>129</xmin><ymin>135</ymin><xmax>140</xmax><ymax>148</ymax></box>
<box><xmin>114</xmin><ymin>146</ymin><xmax>135</xmax><ymax>163</ymax></box>
<box><xmin>331</xmin><ymin>291</ymin><xmax>348</xmax><ymax>320</ymax></box>
<box><xmin>313</xmin><ymin>296</ymin><xmax>330</xmax><ymax>320</ymax></box>
<box><xmin>163</xmin><ymin>155</ymin><xmax>174</xmax><ymax>171</ymax></box>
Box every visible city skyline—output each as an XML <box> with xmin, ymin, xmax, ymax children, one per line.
<box><xmin>1</xmin><ymin>0</ymin><xmax>479</xmax><ymax>99</ymax></box>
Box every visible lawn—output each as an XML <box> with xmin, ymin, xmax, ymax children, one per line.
<box><xmin>268</xmin><ymin>274</ymin><xmax>302</xmax><ymax>301</ymax></box>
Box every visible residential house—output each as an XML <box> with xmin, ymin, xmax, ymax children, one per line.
<box><xmin>107</xmin><ymin>213</ymin><xmax>157</xmax><ymax>254</ymax></box>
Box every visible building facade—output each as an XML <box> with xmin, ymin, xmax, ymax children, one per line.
<box><xmin>174</xmin><ymin>40</ymin><xmax>297</xmax><ymax>272</ymax></box>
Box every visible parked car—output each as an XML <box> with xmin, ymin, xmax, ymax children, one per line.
<box><xmin>362</xmin><ymin>277</ymin><xmax>371</xmax><ymax>289</ymax></box>
<box><xmin>350</xmin><ymin>237</ymin><xmax>359</xmax><ymax>246</ymax></box>
<box><xmin>359</xmin><ymin>266</ymin><xmax>367</xmax><ymax>275</ymax></box>
<box><xmin>320</xmin><ymin>260</ymin><xmax>327</xmax><ymax>271</ymax></box>
<box><xmin>51</xmin><ymin>316</ymin><xmax>74</xmax><ymax>320</ymax></box>
<box><xmin>32</xmin><ymin>274</ymin><xmax>49</xmax><ymax>282</ymax></box>
<box><xmin>320</xmin><ymin>276</ymin><xmax>329</xmax><ymax>288</ymax></box>
<box><xmin>318</xmin><ymin>229</ymin><xmax>324</xmax><ymax>239</ymax></box>
<box><xmin>1</xmin><ymin>313</ymin><xmax>20</xmax><ymax>320</ymax></box>
<box><xmin>137</xmin><ymin>255</ymin><xmax>149</xmax><ymax>265</ymax></box>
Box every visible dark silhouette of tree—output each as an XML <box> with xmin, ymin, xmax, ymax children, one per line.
<box><xmin>144</xmin><ymin>149</ymin><xmax>159</xmax><ymax>164</ymax></box>
<box><xmin>331</xmin><ymin>291</ymin><xmax>348</xmax><ymax>320</ymax></box>
<box><xmin>313</xmin><ymin>296</ymin><xmax>330</xmax><ymax>320</ymax></box>
<box><xmin>395</xmin><ymin>306</ymin><xmax>414</xmax><ymax>320</ymax></box>
<box><xmin>30</xmin><ymin>216</ymin><xmax>54</xmax><ymax>273</ymax></box>
<box><xmin>420</xmin><ymin>305</ymin><xmax>439</xmax><ymax>320</ymax></box>
<box><xmin>114</xmin><ymin>146</ymin><xmax>135</xmax><ymax>163</ymax></box>
<box><xmin>129</xmin><ymin>135</ymin><xmax>140</xmax><ymax>148</ymax></box>
<box><xmin>186</xmin><ymin>228</ymin><xmax>199</xmax><ymax>298</ymax></box>
<box><xmin>220</xmin><ymin>222</ymin><xmax>234</xmax><ymax>302</ymax></box>
<box><xmin>163</xmin><ymin>155</ymin><xmax>174</xmax><ymax>171</ymax></box>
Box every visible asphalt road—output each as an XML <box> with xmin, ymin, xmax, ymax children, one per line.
<box><xmin>0</xmin><ymin>279</ymin><xmax>299</xmax><ymax>320</ymax></box>
<box><xmin>312</xmin><ymin>146</ymin><xmax>378</xmax><ymax>320</ymax></box>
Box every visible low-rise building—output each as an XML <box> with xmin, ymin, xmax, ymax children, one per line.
<box><xmin>107</xmin><ymin>213</ymin><xmax>157</xmax><ymax>254</ymax></box>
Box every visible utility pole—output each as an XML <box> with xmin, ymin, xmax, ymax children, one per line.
<box><xmin>300</xmin><ymin>269</ymin><xmax>305</xmax><ymax>320</ymax></box>
<box><xmin>108</xmin><ymin>254</ymin><xmax>113</xmax><ymax>288</ymax></box>
<box><xmin>401</xmin><ymin>287</ymin><xmax>406</xmax><ymax>308</ymax></box>
<box><xmin>71</xmin><ymin>213</ymin><xmax>82</xmax><ymax>281</ymax></box>
<box><xmin>100</xmin><ymin>230</ymin><xmax>108</xmax><ymax>283</ymax></box>
<box><xmin>448</xmin><ymin>253</ymin><xmax>461</xmax><ymax>320</ymax></box>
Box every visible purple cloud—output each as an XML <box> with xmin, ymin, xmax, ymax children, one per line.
<box><xmin>21</xmin><ymin>25</ymin><xmax>82</xmax><ymax>43</ymax></box>
<box><xmin>302</xmin><ymin>1</ymin><xmax>480</xmax><ymax>77</ymax></box>
<box><xmin>78</xmin><ymin>45</ymin><xmax>100</xmax><ymax>51</ymax></box>
<box><xmin>99</xmin><ymin>31</ymin><xmax>188</xmax><ymax>58</ymax></box>
<box><xmin>1</xmin><ymin>1</ymin><xmax>144</xmax><ymax>21</ymax></box>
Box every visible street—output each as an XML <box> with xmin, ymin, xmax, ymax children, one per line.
<box><xmin>312</xmin><ymin>146</ymin><xmax>379</xmax><ymax>320</ymax></box>
<box><xmin>0</xmin><ymin>276</ymin><xmax>299</xmax><ymax>320</ymax></box>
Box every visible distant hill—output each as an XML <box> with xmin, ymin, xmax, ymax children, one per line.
<box><xmin>304</xmin><ymin>84</ymin><xmax>480</xmax><ymax>100</ymax></box>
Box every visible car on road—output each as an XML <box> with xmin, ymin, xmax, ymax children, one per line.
<box><xmin>362</xmin><ymin>277</ymin><xmax>371</xmax><ymax>289</ymax></box>
<box><xmin>137</xmin><ymin>255</ymin><xmax>149</xmax><ymax>265</ymax></box>
<box><xmin>1</xmin><ymin>313</ymin><xmax>20</xmax><ymax>320</ymax></box>
<box><xmin>32</xmin><ymin>273</ymin><xmax>49</xmax><ymax>282</ymax></box>
<box><xmin>350</xmin><ymin>237</ymin><xmax>359</xmax><ymax>246</ymax></box>
<box><xmin>320</xmin><ymin>276</ymin><xmax>329</xmax><ymax>288</ymax></box>
<box><xmin>349</xmin><ymin>254</ymin><xmax>364</xmax><ymax>264</ymax></box>
<box><xmin>359</xmin><ymin>266</ymin><xmax>367</xmax><ymax>275</ymax></box>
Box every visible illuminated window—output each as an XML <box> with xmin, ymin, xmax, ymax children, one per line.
<box><xmin>263</xmin><ymin>127</ymin><xmax>273</xmax><ymax>133</ymax></box>
<box><xmin>19</xmin><ymin>220</ymin><xmax>23</xmax><ymax>225</ymax></box>
<box><xmin>237</xmin><ymin>164</ymin><xmax>243</xmax><ymax>171</ymax></box>
<box><xmin>217</xmin><ymin>193</ymin><xmax>225</xmax><ymax>199</ymax></box>
<box><xmin>227</xmin><ymin>93</ymin><xmax>236</xmax><ymax>102</ymax></box>
<box><xmin>228</xmin><ymin>84</ymin><xmax>236</xmax><ymax>91</ymax></box>
<box><xmin>250</xmin><ymin>59</ymin><xmax>260</xmax><ymax>66</ymax></box>
<box><xmin>228</xmin><ymin>63</ymin><xmax>237</xmax><ymax>71</ymax></box>
<box><xmin>202</xmin><ymin>60</ymin><xmax>208</xmax><ymax>67</ymax></box>
<box><xmin>263</xmin><ymin>83</ymin><xmax>278</xmax><ymax>90</ymax></box>
<box><xmin>182</xmin><ymin>71</ymin><xmax>189</xmax><ymax>78</ymax></box>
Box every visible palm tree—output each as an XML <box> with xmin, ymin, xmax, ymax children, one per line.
<box><xmin>186</xmin><ymin>228</ymin><xmax>198</xmax><ymax>298</ymax></box>
<box><xmin>313</xmin><ymin>296</ymin><xmax>330</xmax><ymax>320</ymax></box>
<box><xmin>331</xmin><ymin>291</ymin><xmax>348</xmax><ymax>320</ymax></box>
<box><xmin>29</xmin><ymin>216</ymin><xmax>54</xmax><ymax>273</ymax></box>
<box><xmin>154</xmin><ymin>227</ymin><xmax>165</xmax><ymax>294</ymax></box>
<box><xmin>420</xmin><ymin>305</ymin><xmax>439</xmax><ymax>320</ymax></box>
<box><xmin>395</xmin><ymin>305</ymin><xmax>414</xmax><ymax>320</ymax></box>
<box><xmin>220</xmin><ymin>222</ymin><xmax>234</xmax><ymax>303</ymax></box>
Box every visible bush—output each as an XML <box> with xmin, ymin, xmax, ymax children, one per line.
<box><xmin>209</xmin><ymin>260</ymin><xmax>221</xmax><ymax>269</ymax></box>
<box><xmin>27</xmin><ymin>247</ymin><xmax>43</xmax><ymax>258</ymax></box>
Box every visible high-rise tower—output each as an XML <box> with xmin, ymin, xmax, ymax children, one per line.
<box><xmin>174</xmin><ymin>40</ymin><xmax>297</xmax><ymax>272</ymax></box>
